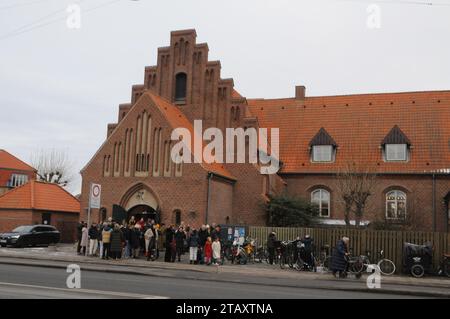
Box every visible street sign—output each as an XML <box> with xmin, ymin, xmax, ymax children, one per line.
<box><xmin>90</xmin><ymin>183</ymin><xmax>101</xmax><ymax>209</ymax></box>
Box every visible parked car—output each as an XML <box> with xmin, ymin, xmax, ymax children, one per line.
<box><xmin>0</xmin><ymin>225</ymin><xmax>60</xmax><ymax>248</ymax></box>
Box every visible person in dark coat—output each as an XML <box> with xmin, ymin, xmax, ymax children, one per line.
<box><xmin>110</xmin><ymin>224</ymin><xmax>124</xmax><ymax>260</ymax></box>
<box><xmin>300</xmin><ymin>234</ymin><xmax>314</xmax><ymax>267</ymax></box>
<box><xmin>331</xmin><ymin>237</ymin><xmax>350</xmax><ymax>278</ymax></box>
<box><xmin>129</xmin><ymin>225</ymin><xmax>142</xmax><ymax>259</ymax></box>
<box><xmin>211</xmin><ymin>225</ymin><xmax>222</xmax><ymax>242</ymax></box>
<box><xmin>267</xmin><ymin>232</ymin><xmax>277</xmax><ymax>265</ymax></box>
<box><xmin>188</xmin><ymin>229</ymin><xmax>200</xmax><ymax>264</ymax></box>
<box><xmin>175</xmin><ymin>227</ymin><xmax>186</xmax><ymax>262</ymax></box>
<box><xmin>164</xmin><ymin>225</ymin><xmax>176</xmax><ymax>262</ymax></box>
<box><xmin>198</xmin><ymin>225</ymin><xmax>209</xmax><ymax>264</ymax></box>
<box><xmin>76</xmin><ymin>221</ymin><xmax>84</xmax><ymax>254</ymax></box>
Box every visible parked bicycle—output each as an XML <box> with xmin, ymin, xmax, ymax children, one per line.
<box><xmin>356</xmin><ymin>250</ymin><xmax>396</xmax><ymax>276</ymax></box>
<box><xmin>436</xmin><ymin>253</ymin><xmax>450</xmax><ymax>278</ymax></box>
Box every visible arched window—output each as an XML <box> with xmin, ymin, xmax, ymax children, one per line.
<box><xmin>386</xmin><ymin>190</ymin><xmax>407</xmax><ymax>220</ymax></box>
<box><xmin>311</xmin><ymin>189</ymin><xmax>330</xmax><ymax>217</ymax></box>
<box><xmin>175</xmin><ymin>73</ymin><xmax>187</xmax><ymax>102</ymax></box>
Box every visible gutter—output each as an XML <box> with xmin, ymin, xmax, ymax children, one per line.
<box><xmin>432</xmin><ymin>173</ymin><xmax>436</xmax><ymax>232</ymax></box>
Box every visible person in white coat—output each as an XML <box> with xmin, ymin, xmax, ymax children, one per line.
<box><xmin>212</xmin><ymin>237</ymin><xmax>221</xmax><ymax>265</ymax></box>
<box><xmin>80</xmin><ymin>223</ymin><xmax>88</xmax><ymax>255</ymax></box>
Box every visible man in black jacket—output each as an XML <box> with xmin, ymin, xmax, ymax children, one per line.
<box><xmin>267</xmin><ymin>232</ymin><xmax>277</xmax><ymax>265</ymax></box>
<box><xmin>88</xmin><ymin>223</ymin><xmax>99</xmax><ymax>256</ymax></box>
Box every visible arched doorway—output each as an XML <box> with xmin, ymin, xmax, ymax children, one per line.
<box><xmin>128</xmin><ymin>204</ymin><xmax>158</xmax><ymax>223</ymax></box>
<box><xmin>119</xmin><ymin>183</ymin><xmax>161</xmax><ymax>224</ymax></box>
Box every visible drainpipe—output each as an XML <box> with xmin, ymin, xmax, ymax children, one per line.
<box><xmin>206</xmin><ymin>172</ymin><xmax>213</xmax><ymax>225</ymax></box>
<box><xmin>432</xmin><ymin>173</ymin><xmax>436</xmax><ymax>232</ymax></box>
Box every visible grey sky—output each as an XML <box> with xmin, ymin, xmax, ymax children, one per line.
<box><xmin>1</xmin><ymin>0</ymin><xmax>449</xmax><ymax>194</ymax></box>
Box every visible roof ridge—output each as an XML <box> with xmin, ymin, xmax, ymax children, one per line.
<box><xmin>247</xmin><ymin>89</ymin><xmax>450</xmax><ymax>102</ymax></box>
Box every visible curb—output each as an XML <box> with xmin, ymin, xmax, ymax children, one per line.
<box><xmin>0</xmin><ymin>257</ymin><xmax>449</xmax><ymax>298</ymax></box>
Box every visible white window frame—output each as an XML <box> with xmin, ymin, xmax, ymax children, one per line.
<box><xmin>312</xmin><ymin>145</ymin><xmax>333</xmax><ymax>162</ymax></box>
<box><xmin>7</xmin><ymin>174</ymin><xmax>28</xmax><ymax>187</ymax></box>
<box><xmin>311</xmin><ymin>189</ymin><xmax>331</xmax><ymax>218</ymax></box>
<box><xmin>385</xmin><ymin>190</ymin><xmax>407</xmax><ymax>220</ymax></box>
<box><xmin>385</xmin><ymin>144</ymin><xmax>408</xmax><ymax>162</ymax></box>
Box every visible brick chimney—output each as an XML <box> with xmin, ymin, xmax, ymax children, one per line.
<box><xmin>295</xmin><ymin>85</ymin><xmax>306</xmax><ymax>100</ymax></box>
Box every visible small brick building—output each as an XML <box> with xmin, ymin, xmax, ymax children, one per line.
<box><xmin>80</xmin><ymin>29</ymin><xmax>450</xmax><ymax>232</ymax></box>
<box><xmin>0</xmin><ymin>180</ymin><xmax>80</xmax><ymax>242</ymax></box>
<box><xmin>0</xmin><ymin>149</ymin><xmax>36</xmax><ymax>196</ymax></box>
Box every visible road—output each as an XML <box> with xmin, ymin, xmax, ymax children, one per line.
<box><xmin>0</xmin><ymin>264</ymin><xmax>423</xmax><ymax>299</ymax></box>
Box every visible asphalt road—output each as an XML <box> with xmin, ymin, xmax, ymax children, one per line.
<box><xmin>0</xmin><ymin>264</ymin><xmax>423</xmax><ymax>299</ymax></box>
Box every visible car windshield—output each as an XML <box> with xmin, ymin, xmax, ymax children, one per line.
<box><xmin>12</xmin><ymin>226</ymin><xmax>34</xmax><ymax>233</ymax></box>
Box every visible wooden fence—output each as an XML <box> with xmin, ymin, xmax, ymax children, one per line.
<box><xmin>248</xmin><ymin>226</ymin><xmax>450</xmax><ymax>273</ymax></box>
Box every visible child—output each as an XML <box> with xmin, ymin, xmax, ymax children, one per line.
<box><xmin>204</xmin><ymin>237</ymin><xmax>212</xmax><ymax>265</ymax></box>
<box><xmin>212</xmin><ymin>237</ymin><xmax>221</xmax><ymax>265</ymax></box>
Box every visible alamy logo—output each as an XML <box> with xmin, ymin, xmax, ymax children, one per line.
<box><xmin>366</xmin><ymin>264</ymin><xmax>381</xmax><ymax>289</ymax></box>
<box><xmin>66</xmin><ymin>264</ymin><xmax>81</xmax><ymax>289</ymax></box>
<box><xmin>171</xmin><ymin>120</ymin><xmax>280</xmax><ymax>174</ymax></box>
<box><xmin>66</xmin><ymin>4</ymin><xmax>81</xmax><ymax>29</ymax></box>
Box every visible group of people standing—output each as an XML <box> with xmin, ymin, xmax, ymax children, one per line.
<box><xmin>162</xmin><ymin>224</ymin><xmax>222</xmax><ymax>265</ymax></box>
<box><xmin>76</xmin><ymin>217</ymin><xmax>161</xmax><ymax>261</ymax></box>
<box><xmin>76</xmin><ymin>219</ymin><xmax>223</xmax><ymax>265</ymax></box>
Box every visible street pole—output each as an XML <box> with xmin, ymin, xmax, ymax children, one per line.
<box><xmin>86</xmin><ymin>183</ymin><xmax>92</xmax><ymax>257</ymax></box>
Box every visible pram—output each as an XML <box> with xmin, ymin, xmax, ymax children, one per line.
<box><xmin>403</xmin><ymin>242</ymin><xmax>433</xmax><ymax>278</ymax></box>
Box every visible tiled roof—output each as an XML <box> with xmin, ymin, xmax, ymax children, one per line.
<box><xmin>146</xmin><ymin>92</ymin><xmax>235</xmax><ymax>180</ymax></box>
<box><xmin>0</xmin><ymin>180</ymin><xmax>80</xmax><ymax>213</ymax></box>
<box><xmin>247</xmin><ymin>91</ymin><xmax>450</xmax><ymax>174</ymax></box>
<box><xmin>0</xmin><ymin>150</ymin><xmax>36</xmax><ymax>172</ymax></box>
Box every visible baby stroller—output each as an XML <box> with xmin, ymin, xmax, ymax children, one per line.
<box><xmin>403</xmin><ymin>242</ymin><xmax>433</xmax><ymax>278</ymax></box>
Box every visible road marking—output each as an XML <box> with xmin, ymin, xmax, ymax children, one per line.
<box><xmin>0</xmin><ymin>281</ymin><xmax>169</xmax><ymax>299</ymax></box>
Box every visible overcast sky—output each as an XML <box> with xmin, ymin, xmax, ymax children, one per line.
<box><xmin>1</xmin><ymin>0</ymin><xmax>449</xmax><ymax>194</ymax></box>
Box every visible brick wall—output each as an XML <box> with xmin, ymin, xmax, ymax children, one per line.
<box><xmin>282</xmin><ymin>173</ymin><xmax>450</xmax><ymax>232</ymax></box>
<box><xmin>0</xmin><ymin>209</ymin><xmax>32</xmax><ymax>233</ymax></box>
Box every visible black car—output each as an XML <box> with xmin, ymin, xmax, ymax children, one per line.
<box><xmin>0</xmin><ymin>225</ymin><xmax>60</xmax><ymax>248</ymax></box>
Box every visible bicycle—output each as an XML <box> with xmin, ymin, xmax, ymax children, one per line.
<box><xmin>316</xmin><ymin>245</ymin><xmax>332</xmax><ymax>272</ymax></box>
<box><xmin>360</xmin><ymin>250</ymin><xmax>396</xmax><ymax>276</ymax></box>
<box><xmin>436</xmin><ymin>253</ymin><xmax>450</xmax><ymax>278</ymax></box>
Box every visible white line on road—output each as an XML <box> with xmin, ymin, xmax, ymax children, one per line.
<box><xmin>0</xmin><ymin>281</ymin><xmax>169</xmax><ymax>299</ymax></box>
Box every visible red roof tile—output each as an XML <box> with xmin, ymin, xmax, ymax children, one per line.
<box><xmin>247</xmin><ymin>91</ymin><xmax>450</xmax><ymax>174</ymax></box>
<box><xmin>0</xmin><ymin>181</ymin><xmax>80</xmax><ymax>213</ymax></box>
<box><xmin>0</xmin><ymin>150</ymin><xmax>36</xmax><ymax>172</ymax></box>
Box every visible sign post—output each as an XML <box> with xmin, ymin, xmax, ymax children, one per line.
<box><xmin>86</xmin><ymin>183</ymin><xmax>101</xmax><ymax>256</ymax></box>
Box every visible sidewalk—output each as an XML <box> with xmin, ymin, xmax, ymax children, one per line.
<box><xmin>0</xmin><ymin>245</ymin><xmax>449</xmax><ymax>297</ymax></box>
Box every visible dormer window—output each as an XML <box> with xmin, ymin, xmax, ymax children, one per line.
<box><xmin>312</xmin><ymin>145</ymin><xmax>333</xmax><ymax>162</ymax></box>
<box><xmin>385</xmin><ymin>144</ymin><xmax>407</xmax><ymax>161</ymax></box>
<box><xmin>381</xmin><ymin>125</ymin><xmax>411</xmax><ymax>162</ymax></box>
<box><xmin>309</xmin><ymin>128</ymin><xmax>337</xmax><ymax>163</ymax></box>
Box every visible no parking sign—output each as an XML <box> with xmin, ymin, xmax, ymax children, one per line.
<box><xmin>90</xmin><ymin>183</ymin><xmax>102</xmax><ymax>209</ymax></box>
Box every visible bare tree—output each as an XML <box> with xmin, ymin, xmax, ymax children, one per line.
<box><xmin>335</xmin><ymin>162</ymin><xmax>378</xmax><ymax>228</ymax></box>
<box><xmin>30</xmin><ymin>149</ymin><xmax>75</xmax><ymax>188</ymax></box>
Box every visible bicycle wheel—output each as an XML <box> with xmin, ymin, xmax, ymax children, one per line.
<box><xmin>378</xmin><ymin>259</ymin><xmax>396</xmax><ymax>276</ymax></box>
<box><xmin>351</xmin><ymin>259</ymin><xmax>364</xmax><ymax>274</ymax></box>
<box><xmin>280</xmin><ymin>255</ymin><xmax>287</xmax><ymax>269</ymax></box>
<box><xmin>411</xmin><ymin>264</ymin><xmax>425</xmax><ymax>278</ymax></box>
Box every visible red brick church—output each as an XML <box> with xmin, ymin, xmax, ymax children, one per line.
<box><xmin>80</xmin><ymin>29</ymin><xmax>450</xmax><ymax>232</ymax></box>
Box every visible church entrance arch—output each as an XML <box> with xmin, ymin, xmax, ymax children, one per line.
<box><xmin>119</xmin><ymin>183</ymin><xmax>161</xmax><ymax>223</ymax></box>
